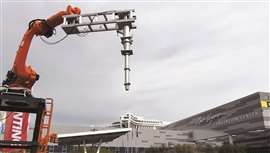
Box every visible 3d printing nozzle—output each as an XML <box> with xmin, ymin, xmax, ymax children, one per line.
<box><xmin>121</xmin><ymin>24</ymin><xmax>133</xmax><ymax>91</ymax></box>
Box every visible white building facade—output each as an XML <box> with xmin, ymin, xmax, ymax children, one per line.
<box><xmin>117</xmin><ymin>113</ymin><xmax>167</xmax><ymax>129</ymax></box>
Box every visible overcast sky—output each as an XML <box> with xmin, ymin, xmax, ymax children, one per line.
<box><xmin>0</xmin><ymin>1</ymin><xmax>269</xmax><ymax>127</ymax></box>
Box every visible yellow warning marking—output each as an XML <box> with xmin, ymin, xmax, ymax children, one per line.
<box><xmin>261</xmin><ymin>100</ymin><xmax>268</xmax><ymax>108</ymax></box>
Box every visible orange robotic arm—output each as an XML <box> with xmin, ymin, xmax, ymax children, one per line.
<box><xmin>2</xmin><ymin>5</ymin><xmax>80</xmax><ymax>90</ymax></box>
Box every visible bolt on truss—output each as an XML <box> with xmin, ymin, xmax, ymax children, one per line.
<box><xmin>62</xmin><ymin>9</ymin><xmax>136</xmax><ymax>91</ymax></box>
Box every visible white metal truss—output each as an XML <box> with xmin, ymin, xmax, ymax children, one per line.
<box><xmin>62</xmin><ymin>10</ymin><xmax>136</xmax><ymax>34</ymax></box>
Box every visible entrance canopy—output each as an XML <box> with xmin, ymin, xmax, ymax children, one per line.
<box><xmin>57</xmin><ymin>128</ymin><xmax>131</xmax><ymax>145</ymax></box>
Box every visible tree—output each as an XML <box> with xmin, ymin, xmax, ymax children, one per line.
<box><xmin>69</xmin><ymin>147</ymin><xmax>112</xmax><ymax>153</ymax></box>
<box><xmin>218</xmin><ymin>145</ymin><xmax>246</xmax><ymax>153</ymax></box>
<box><xmin>174</xmin><ymin>144</ymin><xmax>200</xmax><ymax>153</ymax></box>
<box><xmin>145</xmin><ymin>144</ymin><xmax>247</xmax><ymax>153</ymax></box>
